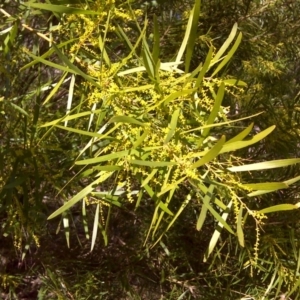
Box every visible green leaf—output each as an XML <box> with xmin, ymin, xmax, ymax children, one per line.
<box><xmin>226</xmin><ymin>123</ymin><xmax>254</xmax><ymax>144</ymax></box>
<box><xmin>152</xmin><ymin>193</ymin><xmax>193</xmax><ymax>248</ymax></box>
<box><xmin>222</xmin><ymin>125</ymin><xmax>276</xmax><ymax>154</ymax></box>
<box><xmin>223</xmin><ymin>79</ymin><xmax>247</xmax><ymax>87</ymax></box>
<box><xmin>141</xmin><ymin>169</ymin><xmax>159</xmax><ymax>187</ymax></box>
<box><xmin>47</xmin><ymin>179</ymin><xmax>97</xmax><ymax>220</ymax></box>
<box><xmin>211</xmin><ymin>23</ymin><xmax>238</xmax><ymax>66</ymax></box>
<box><xmin>204</xmin><ymin>200</ymin><xmax>232</xmax><ymax>262</ymax></box>
<box><xmin>148</xmin><ymin>88</ymin><xmax>196</xmax><ymax>111</ymax></box>
<box><xmin>211</xmin><ymin>31</ymin><xmax>242</xmax><ymax>77</ymax></box>
<box><xmin>23</xmin><ymin>3</ymin><xmax>102</xmax><ymax>14</ymax></box>
<box><xmin>129</xmin><ymin>160</ymin><xmax>176</xmax><ymax>168</ymax></box>
<box><xmin>9</xmin><ymin>102</ymin><xmax>29</xmax><ymax>116</ymax></box>
<box><xmin>152</xmin><ymin>15</ymin><xmax>160</xmax><ymax>65</ymax></box>
<box><xmin>194</xmin><ymin>47</ymin><xmax>213</xmax><ymax>88</ymax></box>
<box><xmin>200</xmin><ymin>83</ymin><xmax>225</xmax><ymax>143</ymax></box>
<box><xmin>183</xmin><ymin>112</ymin><xmax>262</xmax><ymax>134</ymax></box>
<box><xmin>192</xmin><ymin>136</ymin><xmax>226</xmax><ymax>169</ymax></box>
<box><xmin>175</xmin><ymin>6</ymin><xmax>195</xmax><ymax>64</ymax></box>
<box><xmin>133</xmin><ymin>129</ymin><xmax>149</xmax><ymax>149</ymax></box>
<box><xmin>54</xmin><ymin>125</ymin><xmax>106</xmax><ymax>138</ymax></box>
<box><xmin>228</xmin><ymin>157</ymin><xmax>300</xmax><ymax>172</ymax></box>
<box><xmin>157</xmin><ymin>176</ymin><xmax>187</xmax><ymax>197</ymax></box>
<box><xmin>158</xmin><ymin>201</ymin><xmax>174</xmax><ymax>216</ymax></box>
<box><xmin>82</xmin><ymin>200</ymin><xmax>90</xmax><ymax>240</ymax></box>
<box><xmin>43</xmin><ymin>73</ymin><xmax>69</xmax><ymax>105</ymax></box>
<box><xmin>109</xmin><ymin>116</ymin><xmax>146</xmax><ymax>126</ymax></box>
<box><xmin>284</xmin><ymin>174</ymin><xmax>300</xmax><ymax>186</ymax></box>
<box><xmin>52</xmin><ymin>44</ymin><xmax>101</xmax><ymax>88</ymax></box>
<box><xmin>196</xmin><ymin>204</ymin><xmax>208</xmax><ymax>231</ymax></box>
<box><xmin>258</xmin><ymin>203</ymin><xmax>300</xmax><ymax>214</ymax></box>
<box><xmin>196</xmin><ymin>184</ymin><xmax>215</xmax><ymax>231</ymax></box>
<box><xmin>237</xmin><ymin>206</ymin><xmax>244</xmax><ymax>247</ymax></box>
<box><xmin>142</xmin><ymin>40</ymin><xmax>155</xmax><ymax>79</ymax></box>
<box><xmin>243</xmin><ymin>182</ymin><xmax>288</xmax><ymax>190</ymax></box>
<box><xmin>91</xmin><ymin>204</ymin><xmax>100</xmax><ymax>252</ymax></box>
<box><xmin>62</xmin><ymin>214</ymin><xmax>70</xmax><ymax>248</ymax></box>
<box><xmin>201</xmin><ymin>186</ymin><xmax>234</xmax><ymax>235</ymax></box>
<box><xmin>164</xmin><ymin>109</ymin><xmax>180</xmax><ymax>145</ymax></box>
<box><xmin>247</xmin><ymin>190</ymin><xmax>276</xmax><ymax>197</ymax></box>
<box><xmin>41</xmin><ymin>109</ymin><xmax>102</xmax><ymax>127</ymax></box>
<box><xmin>64</xmin><ymin>74</ymin><xmax>76</xmax><ymax>127</ymax></box>
<box><xmin>76</xmin><ymin>150</ymin><xmax>132</xmax><ymax>165</ymax></box>
<box><xmin>20</xmin><ymin>39</ymin><xmax>77</xmax><ymax>70</ymax></box>
<box><xmin>185</xmin><ymin>0</ymin><xmax>201</xmax><ymax>72</ymax></box>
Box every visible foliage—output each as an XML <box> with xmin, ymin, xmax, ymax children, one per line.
<box><xmin>1</xmin><ymin>0</ymin><xmax>300</xmax><ymax>299</ymax></box>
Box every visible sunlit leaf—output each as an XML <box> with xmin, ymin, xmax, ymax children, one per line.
<box><xmin>91</xmin><ymin>204</ymin><xmax>100</xmax><ymax>251</ymax></box>
<box><xmin>237</xmin><ymin>207</ymin><xmax>244</xmax><ymax>247</ymax></box>
<box><xmin>76</xmin><ymin>150</ymin><xmax>132</xmax><ymax>165</ymax></box>
<box><xmin>164</xmin><ymin>109</ymin><xmax>180</xmax><ymax>145</ymax></box>
<box><xmin>185</xmin><ymin>0</ymin><xmax>201</xmax><ymax>72</ymax></box>
<box><xmin>109</xmin><ymin>115</ymin><xmax>146</xmax><ymax>126</ymax></box>
<box><xmin>192</xmin><ymin>136</ymin><xmax>226</xmax><ymax>169</ymax></box>
<box><xmin>129</xmin><ymin>160</ymin><xmax>176</xmax><ymax>168</ymax></box>
<box><xmin>23</xmin><ymin>3</ymin><xmax>101</xmax><ymax>14</ymax></box>
<box><xmin>243</xmin><ymin>182</ymin><xmax>288</xmax><ymax>190</ymax></box>
<box><xmin>228</xmin><ymin>157</ymin><xmax>300</xmax><ymax>172</ymax></box>
<box><xmin>258</xmin><ymin>204</ymin><xmax>300</xmax><ymax>214</ymax></box>
<box><xmin>204</xmin><ymin>201</ymin><xmax>232</xmax><ymax>262</ymax></box>
<box><xmin>222</xmin><ymin>125</ymin><xmax>276</xmax><ymax>154</ymax></box>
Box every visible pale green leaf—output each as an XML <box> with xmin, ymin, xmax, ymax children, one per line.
<box><xmin>237</xmin><ymin>206</ymin><xmax>244</xmax><ymax>247</ymax></box>
<box><xmin>23</xmin><ymin>3</ymin><xmax>101</xmax><ymax>14</ymax></box>
<box><xmin>158</xmin><ymin>201</ymin><xmax>174</xmax><ymax>216</ymax></box>
<box><xmin>164</xmin><ymin>109</ymin><xmax>180</xmax><ymax>145</ymax></box>
<box><xmin>152</xmin><ymin>15</ymin><xmax>160</xmax><ymax>65</ymax></box>
<box><xmin>196</xmin><ymin>204</ymin><xmax>208</xmax><ymax>231</ymax></box>
<box><xmin>192</xmin><ymin>136</ymin><xmax>226</xmax><ymax>169</ymax></box>
<box><xmin>47</xmin><ymin>179</ymin><xmax>97</xmax><ymax>219</ymax></box>
<box><xmin>141</xmin><ymin>169</ymin><xmax>159</xmax><ymax>187</ymax></box>
<box><xmin>243</xmin><ymin>182</ymin><xmax>288</xmax><ymax>190</ymax></box>
<box><xmin>204</xmin><ymin>200</ymin><xmax>232</xmax><ymax>262</ymax></box>
<box><xmin>82</xmin><ymin>200</ymin><xmax>90</xmax><ymax>240</ymax></box>
<box><xmin>200</xmin><ymin>83</ymin><xmax>225</xmax><ymax>142</ymax></box>
<box><xmin>133</xmin><ymin>129</ymin><xmax>149</xmax><ymax>149</ymax></box>
<box><xmin>52</xmin><ymin>44</ymin><xmax>101</xmax><ymax>88</ymax></box>
<box><xmin>223</xmin><ymin>79</ymin><xmax>247</xmax><ymax>87</ymax></box>
<box><xmin>91</xmin><ymin>204</ymin><xmax>100</xmax><ymax>252</ymax></box>
<box><xmin>152</xmin><ymin>193</ymin><xmax>192</xmax><ymax>248</ymax></box>
<box><xmin>222</xmin><ymin>125</ymin><xmax>276</xmax><ymax>154</ymax></box>
<box><xmin>228</xmin><ymin>157</ymin><xmax>300</xmax><ymax>172</ymax></box>
<box><xmin>226</xmin><ymin>123</ymin><xmax>254</xmax><ymax>144</ymax></box>
<box><xmin>9</xmin><ymin>102</ymin><xmax>29</xmax><ymax>116</ymax></box>
<box><xmin>185</xmin><ymin>0</ymin><xmax>201</xmax><ymax>72</ymax></box>
<box><xmin>109</xmin><ymin>115</ymin><xmax>146</xmax><ymax>126</ymax></box>
<box><xmin>40</xmin><ymin>109</ymin><xmax>102</xmax><ymax>127</ymax></box>
<box><xmin>196</xmin><ymin>184</ymin><xmax>215</xmax><ymax>231</ymax></box>
<box><xmin>211</xmin><ymin>32</ymin><xmax>242</xmax><ymax>77</ymax></box>
<box><xmin>157</xmin><ymin>176</ymin><xmax>186</xmax><ymax>197</ymax></box>
<box><xmin>211</xmin><ymin>23</ymin><xmax>238</xmax><ymax>65</ymax></box>
<box><xmin>175</xmin><ymin>6</ymin><xmax>194</xmax><ymax>64</ymax></box>
<box><xmin>129</xmin><ymin>160</ymin><xmax>176</xmax><ymax>168</ymax></box>
<box><xmin>194</xmin><ymin>47</ymin><xmax>213</xmax><ymax>88</ymax></box>
<box><xmin>54</xmin><ymin>125</ymin><xmax>106</xmax><ymax>138</ymax></box>
<box><xmin>64</xmin><ymin>74</ymin><xmax>76</xmax><ymax>127</ymax></box>
<box><xmin>76</xmin><ymin>150</ymin><xmax>131</xmax><ymax>165</ymax></box>
<box><xmin>258</xmin><ymin>204</ymin><xmax>300</xmax><ymax>214</ymax></box>
<box><xmin>183</xmin><ymin>113</ymin><xmax>262</xmax><ymax>134</ymax></box>
<box><xmin>62</xmin><ymin>214</ymin><xmax>70</xmax><ymax>248</ymax></box>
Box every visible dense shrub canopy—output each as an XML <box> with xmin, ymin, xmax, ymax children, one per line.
<box><xmin>1</xmin><ymin>0</ymin><xmax>300</xmax><ymax>299</ymax></box>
